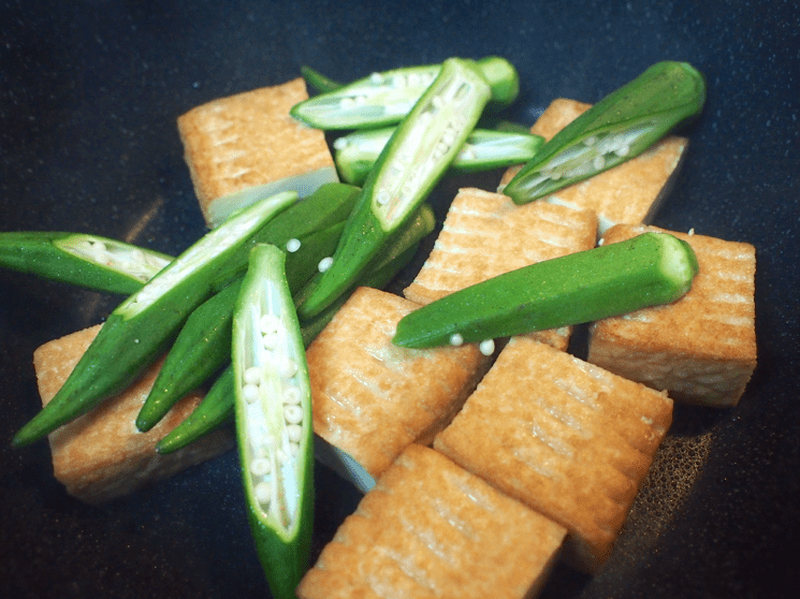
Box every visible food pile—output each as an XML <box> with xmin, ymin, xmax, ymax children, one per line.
<box><xmin>2</xmin><ymin>57</ymin><xmax>756</xmax><ymax>598</ymax></box>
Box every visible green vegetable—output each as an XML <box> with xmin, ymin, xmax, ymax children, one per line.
<box><xmin>12</xmin><ymin>191</ymin><xmax>298</xmax><ymax>447</ymax></box>
<box><xmin>334</xmin><ymin>127</ymin><xmax>544</xmax><ymax>186</ymax></box>
<box><xmin>392</xmin><ymin>232</ymin><xmax>699</xmax><ymax>349</ymax></box>
<box><xmin>0</xmin><ymin>231</ymin><xmax>172</xmax><ymax>295</ymax></box>
<box><xmin>502</xmin><ymin>61</ymin><xmax>706</xmax><ymax>204</ymax></box>
<box><xmin>290</xmin><ymin>56</ymin><xmax>517</xmax><ymax>130</ymax></box>
<box><xmin>233</xmin><ymin>244</ymin><xmax>314</xmax><ymax>599</ymax></box>
<box><xmin>136</xmin><ymin>221</ymin><xmax>347</xmax><ymax>432</ymax></box>
<box><xmin>297</xmin><ymin>57</ymin><xmax>492</xmax><ymax>319</ymax></box>
<box><xmin>155</xmin><ymin>366</ymin><xmax>235</xmax><ymax>455</ymax></box>
<box><xmin>300</xmin><ymin>65</ymin><xmax>342</xmax><ymax>94</ymax></box>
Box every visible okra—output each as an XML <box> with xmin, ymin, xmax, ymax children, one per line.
<box><xmin>136</xmin><ymin>221</ymin><xmax>347</xmax><ymax>432</ymax></box>
<box><xmin>155</xmin><ymin>366</ymin><xmax>235</xmax><ymax>455</ymax></box>
<box><xmin>300</xmin><ymin>65</ymin><xmax>342</xmax><ymax>94</ymax></box>
<box><xmin>298</xmin><ymin>58</ymin><xmax>492</xmax><ymax>319</ymax></box>
<box><xmin>0</xmin><ymin>231</ymin><xmax>172</xmax><ymax>295</ymax></box>
<box><xmin>502</xmin><ymin>61</ymin><xmax>706</xmax><ymax>204</ymax></box>
<box><xmin>12</xmin><ymin>191</ymin><xmax>297</xmax><ymax>447</ymax></box>
<box><xmin>290</xmin><ymin>56</ymin><xmax>516</xmax><ymax>130</ymax></box>
<box><xmin>233</xmin><ymin>244</ymin><xmax>314</xmax><ymax>599</ymax></box>
<box><xmin>392</xmin><ymin>232</ymin><xmax>699</xmax><ymax>349</ymax></box>
<box><xmin>334</xmin><ymin>127</ymin><xmax>545</xmax><ymax>186</ymax></box>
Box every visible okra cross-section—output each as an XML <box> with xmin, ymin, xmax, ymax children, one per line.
<box><xmin>393</xmin><ymin>232</ymin><xmax>699</xmax><ymax>349</ymax></box>
<box><xmin>298</xmin><ymin>57</ymin><xmax>492</xmax><ymax>319</ymax></box>
<box><xmin>233</xmin><ymin>244</ymin><xmax>314</xmax><ymax>599</ymax></box>
<box><xmin>502</xmin><ymin>61</ymin><xmax>706</xmax><ymax>204</ymax></box>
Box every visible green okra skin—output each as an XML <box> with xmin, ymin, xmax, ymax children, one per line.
<box><xmin>0</xmin><ymin>231</ymin><xmax>173</xmax><ymax>295</ymax></box>
<box><xmin>12</xmin><ymin>191</ymin><xmax>298</xmax><ymax>448</ymax></box>
<box><xmin>290</xmin><ymin>56</ymin><xmax>517</xmax><ymax>130</ymax></box>
<box><xmin>392</xmin><ymin>232</ymin><xmax>700</xmax><ymax>349</ymax></box>
<box><xmin>136</xmin><ymin>220</ymin><xmax>347</xmax><ymax>432</ymax></box>
<box><xmin>297</xmin><ymin>58</ymin><xmax>492</xmax><ymax>319</ymax></box>
<box><xmin>502</xmin><ymin>61</ymin><xmax>706</xmax><ymax>204</ymax></box>
<box><xmin>300</xmin><ymin>65</ymin><xmax>343</xmax><ymax>94</ymax></box>
<box><xmin>233</xmin><ymin>244</ymin><xmax>314</xmax><ymax>599</ymax></box>
<box><xmin>334</xmin><ymin>127</ymin><xmax>545</xmax><ymax>186</ymax></box>
<box><xmin>155</xmin><ymin>366</ymin><xmax>235</xmax><ymax>455</ymax></box>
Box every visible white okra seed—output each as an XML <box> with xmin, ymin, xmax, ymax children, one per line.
<box><xmin>284</xmin><ymin>404</ymin><xmax>304</xmax><ymax>425</ymax></box>
<box><xmin>283</xmin><ymin>387</ymin><xmax>302</xmax><ymax>405</ymax></box>
<box><xmin>254</xmin><ymin>481</ymin><xmax>272</xmax><ymax>505</ymax></box>
<box><xmin>449</xmin><ymin>333</ymin><xmax>464</xmax><ymax>346</ymax></box>
<box><xmin>262</xmin><ymin>332</ymin><xmax>280</xmax><ymax>351</ymax></box>
<box><xmin>318</xmin><ymin>257</ymin><xmax>334</xmax><ymax>273</ymax></box>
<box><xmin>250</xmin><ymin>458</ymin><xmax>272</xmax><ymax>476</ymax></box>
<box><xmin>285</xmin><ymin>238</ymin><xmax>302</xmax><ymax>253</ymax></box>
<box><xmin>259</xmin><ymin>314</ymin><xmax>281</xmax><ymax>335</ymax></box>
<box><xmin>479</xmin><ymin>339</ymin><xmax>495</xmax><ymax>356</ymax></box>
<box><xmin>244</xmin><ymin>366</ymin><xmax>261</xmax><ymax>385</ymax></box>
<box><xmin>286</xmin><ymin>423</ymin><xmax>303</xmax><ymax>443</ymax></box>
<box><xmin>278</xmin><ymin>356</ymin><xmax>298</xmax><ymax>379</ymax></box>
<box><xmin>242</xmin><ymin>383</ymin><xmax>260</xmax><ymax>404</ymax></box>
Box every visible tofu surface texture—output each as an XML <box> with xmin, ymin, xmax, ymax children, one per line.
<box><xmin>306</xmin><ymin>287</ymin><xmax>492</xmax><ymax>481</ymax></box>
<box><xmin>587</xmin><ymin>224</ymin><xmax>757</xmax><ymax>406</ymax></box>
<box><xmin>34</xmin><ymin>324</ymin><xmax>234</xmax><ymax>504</ymax></box>
<box><xmin>434</xmin><ymin>336</ymin><xmax>674</xmax><ymax>572</ymax></box>
<box><xmin>500</xmin><ymin>98</ymin><xmax>688</xmax><ymax>233</ymax></box>
<box><xmin>297</xmin><ymin>443</ymin><xmax>567</xmax><ymax>599</ymax></box>
<box><xmin>177</xmin><ymin>77</ymin><xmax>337</xmax><ymax>227</ymax></box>
<box><xmin>403</xmin><ymin>187</ymin><xmax>598</xmax><ymax>351</ymax></box>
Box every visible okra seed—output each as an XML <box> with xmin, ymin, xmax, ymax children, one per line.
<box><xmin>289</xmin><ymin>442</ymin><xmax>300</xmax><ymax>457</ymax></box>
<box><xmin>259</xmin><ymin>314</ymin><xmax>282</xmax><ymax>335</ymax></box>
<box><xmin>615</xmin><ymin>145</ymin><xmax>630</xmax><ymax>157</ymax></box>
<box><xmin>244</xmin><ymin>366</ymin><xmax>261</xmax><ymax>386</ymax></box>
<box><xmin>262</xmin><ymin>332</ymin><xmax>280</xmax><ymax>351</ymax></box>
<box><xmin>286</xmin><ymin>424</ymin><xmax>303</xmax><ymax>443</ymax></box>
<box><xmin>254</xmin><ymin>482</ymin><xmax>272</xmax><ymax>505</ymax></box>
<box><xmin>277</xmin><ymin>449</ymin><xmax>289</xmax><ymax>465</ymax></box>
<box><xmin>242</xmin><ymin>384</ymin><xmax>260</xmax><ymax>404</ymax></box>
<box><xmin>278</xmin><ymin>356</ymin><xmax>298</xmax><ymax>379</ymax></box>
<box><xmin>449</xmin><ymin>333</ymin><xmax>464</xmax><ymax>346</ymax></box>
<box><xmin>286</xmin><ymin>238</ymin><xmax>302</xmax><ymax>253</ymax></box>
<box><xmin>479</xmin><ymin>339</ymin><xmax>495</xmax><ymax>356</ymax></box>
<box><xmin>340</xmin><ymin>97</ymin><xmax>356</xmax><ymax>108</ymax></box>
<box><xmin>584</xmin><ymin>136</ymin><xmax>598</xmax><ymax>146</ymax></box>
<box><xmin>318</xmin><ymin>257</ymin><xmax>334</xmax><ymax>273</ymax></box>
<box><xmin>370</xmin><ymin>72</ymin><xmax>384</xmax><ymax>85</ymax></box>
<box><xmin>251</xmin><ymin>458</ymin><xmax>272</xmax><ymax>476</ymax></box>
<box><xmin>592</xmin><ymin>156</ymin><xmax>606</xmax><ymax>171</ymax></box>
<box><xmin>283</xmin><ymin>387</ymin><xmax>302</xmax><ymax>405</ymax></box>
<box><xmin>284</xmin><ymin>405</ymin><xmax>304</xmax><ymax>425</ymax></box>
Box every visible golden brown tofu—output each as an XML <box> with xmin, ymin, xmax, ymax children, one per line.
<box><xmin>499</xmin><ymin>98</ymin><xmax>688</xmax><ymax>234</ymax></box>
<box><xmin>34</xmin><ymin>324</ymin><xmax>234</xmax><ymax>504</ymax></box>
<box><xmin>587</xmin><ymin>224</ymin><xmax>757</xmax><ymax>406</ymax></box>
<box><xmin>403</xmin><ymin>187</ymin><xmax>597</xmax><ymax>351</ymax></box>
<box><xmin>306</xmin><ymin>287</ymin><xmax>492</xmax><ymax>482</ymax></box>
<box><xmin>297</xmin><ymin>444</ymin><xmax>567</xmax><ymax>599</ymax></box>
<box><xmin>434</xmin><ymin>336</ymin><xmax>673</xmax><ymax>572</ymax></box>
<box><xmin>177</xmin><ymin>77</ymin><xmax>338</xmax><ymax>227</ymax></box>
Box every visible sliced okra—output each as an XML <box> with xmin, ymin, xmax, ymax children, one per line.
<box><xmin>300</xmin><ymin>65</ymin><xmax>343</xmax><ymax>94</ymax></box>
<box><xmin>392</xmin><ymin>232</ymin><xmax>699</xmax><ymax>349</ymax></box>
<box><xmin>12</xmin><ymin>191</ymin><xmax>297</xmax><ymax>447</ymax></box>
<box><xmin>502</xmin><ymin>61</ymin><xmax>706</xmax><ymax>204</ymax></box>
<box><xmin>0</xmin><ymin>231</ymin><xmax>173</xmax><ymax>295</ymax></box>
<box><xmin>290</xmin><ymin>56</ymin><xmax>516</xmax><ymax>130</ymax></box>
<box><xmin>334</xmin><ymin>126</ymin><xmax>545</xmax><ymax>185</ymax></box>
<box><xmin>233</xmin><ymin>244</ymin><xmax>314</xmax><ymax>599</ymax></box>
<box><xmin>136</xmin><ymin>220</ymin><xmax>347</xmax><ymax>432</ymax></box>
<box><xmin>297</xmin><ymin>57</ymin><xmax>492</xmax><ymax>319</ymax></box>
<box><xmin>156</xmin><ymin>366</ymin><xmax>236</xmax><ymax>455</ymax></box>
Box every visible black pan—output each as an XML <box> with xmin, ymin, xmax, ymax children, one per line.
<box><xmin>2</xmin><ymin>1</ymin><xmax>798</xmax><ymax>597</ymax></box>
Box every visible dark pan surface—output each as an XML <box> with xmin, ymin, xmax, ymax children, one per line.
<box><xmin>2</xmin><ymin>1</ymin><xmax>798</xmax><ymax>597</ymax></box>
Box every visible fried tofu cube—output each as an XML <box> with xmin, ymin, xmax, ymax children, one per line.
<box><xmin>587</xmin><ymin>224</ymin><xmax>757</xmax><ymax>406</ymax></box>
<box><xmin>434</xmin><ymin>336</ymin><xmax>673</xmax><ymax>572</ymax></box>
<box><xmin>177</xmin><ymin>77</ymin><xmax>338</xmax><ymax>227</ymax></box>
<box><xmin>307</xmin><ymin>287</ymin><xmax>491</xmax><ymax>484</ymax></box>
<box><xmin>297</xmin><ymin>444</ymin><xmax>567</xmax><ymax>599</ymax></box>
<box><xmin>403</xmin><ymin>187</ymin><xmax>597</xmax><ymax>351</ymax></box>
<box><xmin>34</xmin><ymin>324</ymin><xmax>234</xmax><ymax>504</ymax></box>
<box><xmin>499</xmin><ymin>98</ymin><xmax>688</xmax><ymax>234</ymax></box>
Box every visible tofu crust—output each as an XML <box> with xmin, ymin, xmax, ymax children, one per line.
<box><xmin>434</xmin><ymin>336</ymin><xmax>673</xmax><ymax>572</ymax></box>
<box><xmin>177</xmin><ymin>77</ymin><xmax>337</xmax><ymax>226</ymax></box>
<box><xmin>500</xmin><ymin>98</ymin><xmax>688</xmax><ymax>233</ymax></box>
<box><xmin>306</xmin><ymin>287</ymin><xmax>492</xmax><ymax>480</ymax></box>
<box><xmin>587</xmin><ymin>224</ymin><xmax>757</xmax><ymax>406</ymax></box>
<box><xmin>403</xmin><ymin>187</ymin><xmax>597</xmax><ymax>351</ymax></box>
<box><xmin>297</xmin><ymin>444</ymin><xmax>567</xmax><ymax>599</ymax></box>
<box><xmin>34</xmin><ymin>324</ymin><xmax>234</xmax><ymax>504</ymax></box>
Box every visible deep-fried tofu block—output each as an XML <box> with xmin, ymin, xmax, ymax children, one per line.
<box><xmin>499</xmin><ymin>98</ymin><xmax>688</xmax><ymax>234</ymax></box>
<box><xmin>34</xmin><ymin>324</ymin><xmax>234</xmax><ymax>504</ymax></box>
<box><xmin>434</xmin><ymin>336</ymin><xmax>673</xmax><ymax>572</ymax></box>
<box><xmin>587</xmin><ymin>224</ymin><xmax>757</xmax><ymax>406</ymax></box>
<box><xmin>177</xmin><ymin>77</ymin><xmax>338</xmax><ymax>227</ymax></box>
<box><xmin>297</xmin><ymin>444</ymin><xmax>567</xmax><ymax>599</ymax></box>
<box><xmin>403</xmin><ymin>187</ymin><xmax>597</xmax><ymax>351</ymax></box>
<box><xmin>306</xmin><ymin>287</ymin><xmax>491</xmax><ymax>484</ymax></box>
